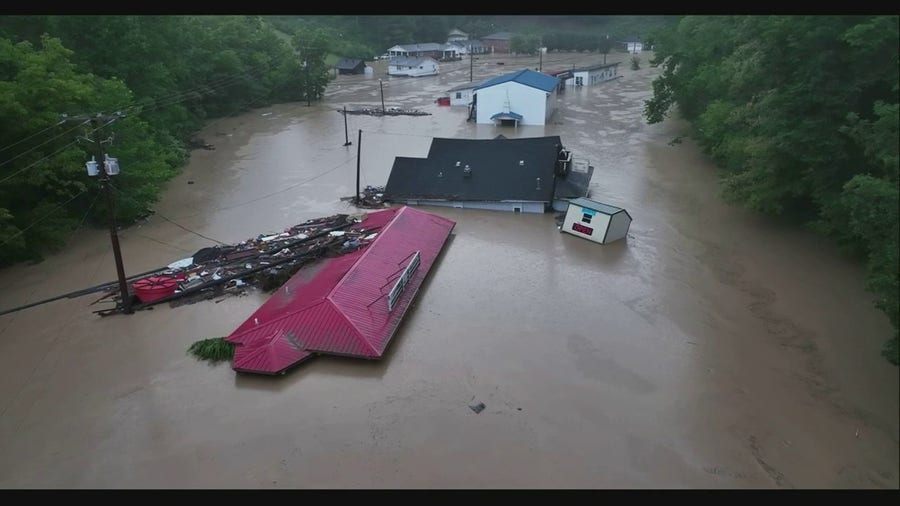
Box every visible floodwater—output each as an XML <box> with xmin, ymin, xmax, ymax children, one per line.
<box><xmin>0</xmin><ymin>52</ymin><xmax>897</xmax><ymax>488</ymax></box>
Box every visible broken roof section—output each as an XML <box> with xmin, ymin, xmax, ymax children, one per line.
<box><xmin>227</xmin><ymin>206</ymin><xmax>455</xmax><ymax>375</ymax></box>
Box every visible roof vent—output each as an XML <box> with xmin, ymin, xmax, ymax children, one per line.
<box><xmin>519</xmin><ymin>160</ymin><xmax>525</xmax><ymax>166</ymax></box>
<box><xmin>463</xmin><ymin>165</ymin><xmax>472</xmax><ymax>177</ymax></box>
<box><xmin>536</xmin><ymin>177</ymin><xmax>541</xmax><ymax>190</ymax></box>
<box><xmin>455</xmin><ymin>161</ymin><xmax>461</xmax><ymax>167</ymax></box>
<box><xmin>438</xmin><ymin>171</ymin><xmax>443</xmax><ymax>178</ymax></box>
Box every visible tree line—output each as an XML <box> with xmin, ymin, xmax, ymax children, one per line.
<box><xmin>0</xmin><ymin>16</ymin><xmax>332</xmax><ymax>266</ymax></box>
<box><xmin>644</xmin><ymin>16</ymin><xmax>899</xmax><ymax>363</ymax></box>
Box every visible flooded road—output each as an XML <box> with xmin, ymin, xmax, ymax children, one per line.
<box><xmin>0</xmin><ymin>52</ymin><xmax>897</xmax><ymax>488</ymax></box>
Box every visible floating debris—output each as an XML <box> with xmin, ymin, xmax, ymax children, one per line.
<box><xmin>469</xmin><ymin>402</ymin><xmax>486</xmax><ymax>414</ymax></box>
<box><xmin>187</xmin><ymin>337</ymin><xmax>234</xmax><ymax>364</ymax></box>
<box><xmin>96</xmin><ymin>214</ymin><xmax>384</xmax><ymax>316</ymax></box>
<box><xmin>341</xmin><ymin>185</ymin><xmax>388</xmax><ymax>209</ymax></box>
<box><xmin>337</xmin><ymin>107</ymin><xmax>431</xmax><ymax>117</ymax></box>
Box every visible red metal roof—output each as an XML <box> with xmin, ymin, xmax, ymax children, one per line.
<box><xmin>226</xmin><ymin>206</ymin><xmax>455</xmax><ymax>375</ymax></box>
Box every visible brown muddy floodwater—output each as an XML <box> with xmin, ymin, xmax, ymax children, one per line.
<box><xmin>0</xmin><ymin>52</ymin><xmax>897</xmax><ymax>488</ymax></box>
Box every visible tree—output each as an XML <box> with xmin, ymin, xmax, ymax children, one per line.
<box><xmin>510</xmin><ymin>34</ymin><xmax>540</xmax><ymax>55</ymax></box>
<box><xmin>643</xmin><ymin>15</ymin><xmax>900</xmax><ymax>362</ymax></box>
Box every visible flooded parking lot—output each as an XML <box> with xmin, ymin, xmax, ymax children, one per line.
<box><xmin>0</xmin><ymin>51</ymin><xmax>897</xmax><ymax>488</ymax></box>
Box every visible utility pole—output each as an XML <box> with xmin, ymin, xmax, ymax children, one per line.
<box><xmin>539</xmin><ymin>48</ymin><xmax>543</xmax><ymax>72</ymax></box>
<box><xmin>469</xmin><ymin>46</ymin><xmax>474</xmax><ymax>82</ymax></box>
<box><xmin>306</xmin><ymin>59</ymin><xmax>312</xmax><ymax>107</ymax></box>
<box><xmin>355</xmin><ymin>129</ymin><xmax>362</xmax><ymax>205</ymax></box>
<box><xmin>342</xmin><ymin>106</ymin><xmax>352</xmax><ymax>146</ymax></box>
<box><xmin>68</xmin><ymin>112</ymin><xmax>132</xmax><ymax>314</ymax></box>
<box><xmin>379</xmin><ymin>79</ymin><xmax>386</xmax><ymax>114</ymax></box>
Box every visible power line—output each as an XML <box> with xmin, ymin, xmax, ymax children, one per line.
<box><xmin>0</xmin><ymin>190</ymin><xmax>89</xmax><ymax>247</ymax></box>
<box><xmin>0</xmin><ymin>120</ymin><xmax>89</xmax><ymax>171</ymax></box>
<box><xmin>0</xmin><ymin>120</ymin><xmax>66</xmax><ymax>155</ymax></box>
<box><xmin>105</xmin><ymin>182</ymin><xmax>226</xmax><ymax>246</ymax></box>
<box><xmin>171</xmin><ymin>155</ymin><xmax>358</xmax><ymax>220</ymax></box>
<box><xmin>0</xmin><ymin>118</ymin><xmax>116</xmax><ymax>187</ymax></box>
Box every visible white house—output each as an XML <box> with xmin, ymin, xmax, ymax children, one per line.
<box><xmin>473</xmin><ymin>69</ymin><xmax>560</xmax><ymax>126</ymax></box>
<box><xmin>567</xmin><ymin>62</ymin><xmax>620</xmax><ymax>87</ymax></box>
<box><xmin>388</xmin><ymin>56</ymin><xmax>439</xmax><ymax>77</ymax></box>
<box><xmin>447</xmin><ymin>40</ymin><xmax>486</xmax><ymax>56</ymax></box>
<box><xmin>623</xmin><ymin>37</ymin><xmax>643</xmax><ymax>53</ymax></box>
<box><xmin>447</xmin><ymin>28</ymin><xmax>469</xmax><ymax>42</ymax></box>
<box><xmin>561</xmin><ymin>197</ymin><xmax>632</xmax><ymax>244</ymax></box>
<box><xmin>447</xmin><ymin>81</ymin><xmax>482</xmax><ymax>106</ymax></box>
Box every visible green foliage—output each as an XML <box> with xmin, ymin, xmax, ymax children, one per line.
<box><xmin>0</xmin><ymin>16</ymin><xmax>311</xmax><ymax>266</ymax></box>
<box><xmin>187</xmin><ymin>337</ymin><xmax>235</xmax><ymax>364</ymax></box>
<box><xmin>644</xmin><ymin>15</ymin><xmax>900</xmax><ymax>363</ymax></box>
<box><xmin>510</xmin><ymin>34</ymin><xmax>540</xmax><ymax>55</ymax></box>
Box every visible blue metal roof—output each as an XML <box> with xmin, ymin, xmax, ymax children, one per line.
<box><xmin>475</xmin><ymin>69</ymin><xmax>559</xmax><ymax>93</ymax></box>
<box><xmin>490</xmin><ymin>111</ymin><xmax>523</xmax><ymax>121</ymax></box>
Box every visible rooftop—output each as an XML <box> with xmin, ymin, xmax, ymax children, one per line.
<box><xmin>475</xmin><ymin>69</ymin><xmax>559</xmax><ymax>93</ymax></box>
<box><xmin>385</xmin><ymin>136</ymin><xmax>581</xmax><ymax>204</ymax></box>
<box><xmin>568</xmin><ymin>197</ymin><xmax>629</xmax><ymax>217</ymax></box>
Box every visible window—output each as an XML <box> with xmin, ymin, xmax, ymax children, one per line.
<box><xmin>456</xmin><ymin>92</ymin><xmax>462</xmax><ymax>99</ymax></box>
<box><xmin>575</xmin><ymin>76</ymin><xmax>583</xmax><ymax>86</ymax></box>
<box><xmin>582</xmin><ymin>213</ymin><xmax>592</xmax><ymax>224</ymax></box>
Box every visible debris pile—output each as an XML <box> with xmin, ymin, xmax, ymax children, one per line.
<box><xmin>341</xmin><ymin>185</ymin><xmax>388</xmax><ymax>209</ymax></box>
<box><xmin>337</xmin><ymin>107</ymin><xmax>431</xmax><ymax>117</ymax></box>
<box><xmin>95</xmin><ymin>214</ymin><xmax>384</xmax><ymax>315</ymax></box>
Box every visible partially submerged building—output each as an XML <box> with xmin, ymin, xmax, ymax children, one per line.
<box><xmin>561</xmin><ymin>197</ymin><xmax>632</xmax><ymax>244</ymax></box>
<box><xmin>226</xmin><ymin>206</ymin><xmax>455</xmax><ymax>375</ymax></box>
<box><xmin>334</xmin><ymin>58</ymin><xmax>366</xmax><ymax>75</ymax></box>
<box><xmin>472</xmin><ymin>69</ymin><xmax>560</xmax><ymax>126</ymax></box>
<box><xmin>384</xmin><ymin>136</ymin><xmax>593</xmax><ymax>213</ymax></box>
<box><xmin>387</xmin><ymin>56</ymin><xmax>439</xmax><ymax>77</ymax></box>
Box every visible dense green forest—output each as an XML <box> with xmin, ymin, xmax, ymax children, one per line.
<box><xmin>644</xmin><ymin>16</ymin><xmax>899</xmax><ymax>363</ymax></box>
<box><xmin>0</xmin><ymin>16</ymin><xmax>329</xmax><ymax>265</ymax></box>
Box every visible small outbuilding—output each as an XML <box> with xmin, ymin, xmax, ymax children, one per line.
<box><xmin>561</xmin><ymin>197</ymin><xmax>632</xmax><ymax>244</ymax></box>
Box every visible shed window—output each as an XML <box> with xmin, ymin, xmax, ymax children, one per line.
<box><xmin>582</xmin><ymin>213</ymin><xmax>592</xmax><ymax>224</ymax></box>
<box><xmin>456</xmin><ymin>92</ymin><xmax>462</xmax><ymax>99</ymax></box>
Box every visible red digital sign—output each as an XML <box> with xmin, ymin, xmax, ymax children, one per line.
<box><xmin>572</xmin><ymin>223</ymin><xmax>593</xmax><ymax>235</ymax></box>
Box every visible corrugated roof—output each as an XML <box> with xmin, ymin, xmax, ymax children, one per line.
<box><xmin>568</xmin><ymin>197</ymin><xmax>628</xmax><ymax>216</ymax></box>
<box><xmin>447</xmin><ymin>80</ymin><xmax>484</xmax><ymax>92</ymax></box>
<box><xmin>393</xmin><ymin>43</ymin><xmax>447</xmax><ymax>52</ymax></box>
<box><xmin>226</xmin><ymin>207</ymin><xmax>455</xmax><ymax>373</ymax></box>
<box><xmin>385</xmin><ymin>136</ymin><xmax>564</xmax><ymax>203</ymax></box>
<box><xmin>334</xmin><ymin>58</ymin><xmax>364</xmax><ymax>70</ymax></box>
<box><xmin>475</xmin><ymin>69</ymin><xmax>559</xmax><ymax>93</ymax></box>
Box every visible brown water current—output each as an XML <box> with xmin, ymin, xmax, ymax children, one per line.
<box><xmin>0</xmin><ymin>52</ymin><xmax>896</xmax><ymax>488</ymax></box>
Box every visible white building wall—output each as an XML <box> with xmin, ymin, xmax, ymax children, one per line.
<box><xmin>604</xmin><ymin>212</ymin><xmax>632</xmax><ymax>243</ymax></box>
<box><xmin>626</xmin><ymin>42</ymin><xmax>643</xmax><ymax>52</ymax></box>
<box><xmin>562</xmin><ymin>204</ymin><xmax>611</xmax><ymax>243</ymax></box>
<box><xmin>450</xmin><ymin>88</ymin><xmax>474</xmax><ymax>106</ymax></box>
<box><xmin>475</xmin><ymin>82</ymin><xmax>553</xmax><ymax>126</ymax></box>
<box><xmin>388</xmin><ymin>60</ymin><xmax>439</xmax><ymax>77</ymax></box>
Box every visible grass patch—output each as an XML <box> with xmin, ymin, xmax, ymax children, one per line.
<box><xmin>187</xmin><ymin>337</ymin><xmax>235</xmax><ymax>364</ymax></box>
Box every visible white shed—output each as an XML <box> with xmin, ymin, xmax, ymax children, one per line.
<box><xmin>561</xmin><ymin>197</ymin><xmax>632</xmax><ymax>244</ymax></box>
<box><xmin>473</xmin><ymin>69</ymin><xmax>559</xmax><ymax>126</ymax></box>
